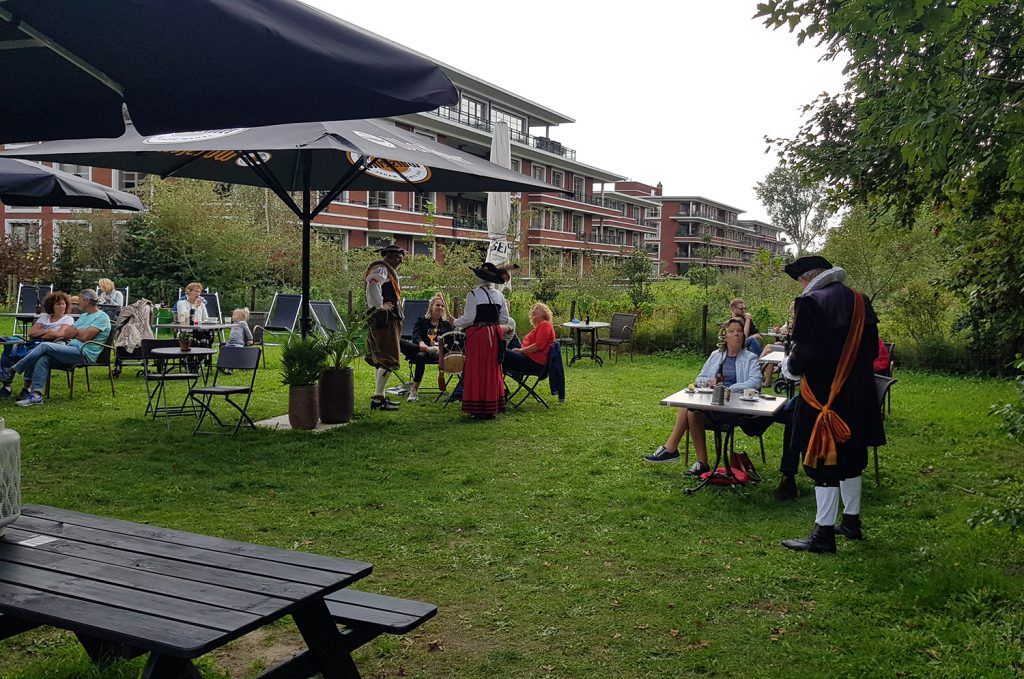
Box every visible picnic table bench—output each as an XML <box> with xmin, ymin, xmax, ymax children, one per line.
<box><xmin>0</xmin><ymin>505</ymin><xmax>436</xmax><ymax>678</ymax></box>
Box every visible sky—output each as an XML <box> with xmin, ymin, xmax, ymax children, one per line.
<box><xmin>308</xmin><ymin>1</ymin><xmax>848</xmax><ymax>223</ymax></box>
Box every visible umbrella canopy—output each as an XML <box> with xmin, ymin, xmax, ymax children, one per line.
<box><xmin>485</xmin><ymin>122</ymin><xmax>514</xmax><ymax>278</ymax></box>
<box><xmin>5</xmin><ymin>120</ymin><xmax>559</xmax><ymax>334</ymax></box>
<box><xmin>0</xmin><ymin>0</ymin><xmax>457</xmax><ymax>144</ymax></box>
<box><xmin>0</xmin><ymin>158</ymin><xmax>142</xmax><ymax>210</ymax></box>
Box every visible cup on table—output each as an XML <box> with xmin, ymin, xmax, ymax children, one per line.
<box><xmin>743</xmin><ymin>387</ymin><xmax>759</xmax><ymax>399</ymax></box>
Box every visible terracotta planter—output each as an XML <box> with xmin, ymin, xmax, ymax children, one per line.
<box><xmin>318</xmin><ymin>367</ymin><xmax>354</xmax><ymax>424</ymax></box>
<box><xmin>178</xmin><ymin>339</ymin><xmax>192</xmax><ymax>352</ymax></box>
<box><xmin>288</xmin><ymin>384</ymin><xmax>319</xmax><ymax>430</ymax></box>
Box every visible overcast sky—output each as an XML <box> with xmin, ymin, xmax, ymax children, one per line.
<box><xmin>308</xmin><ymin>1</ymin><xmax>848</xmax><ymax>222</ymax></box>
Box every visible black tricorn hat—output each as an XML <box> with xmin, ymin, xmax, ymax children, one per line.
<box><xmin>783</xmin><ymin>255</ymin><xmax>832</xmax><ymax>281</ymax></box>
<box><xmin>378</xmin><ymin>244</ymin><xmax>406</xmax><ymax>256</ymax></box>
<box><xmin>470</xmin><ymin>262</ymin><xmax>506</xmax><ymax>284</ymax></box>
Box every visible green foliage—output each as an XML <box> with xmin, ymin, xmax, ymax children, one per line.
<box><xmin>320</xmin><ymin>318</ymin><xmax>365</xmax><ymax>371</ymax></box>
<box><xmin>526</xmin><ymin>247</ymin><xmax>567</xmax><ymax>305</ymax></box>
<box><xmin>756</xmin><ymin>0</ymin><xmax>1024</xmax><ymax>219</ymax></box>
<box><xmin>618</xmin><ymin>249</ymin><xmax>653</xmax><ymax>309</ymax></box>
<box><xmin>990</xmin><ymin>354</ymin><xmax>1024</xmax><ymax>443</ymax></box>
<box><xmin>686</xmin><ymin>264</ymin><xmax>717</xmax><ymax>290</ymax></box>
<box><xmin>566</xmin><ymin>258</ymin><xmax>618</xmax><ymax>317</ymax></box>
<box><xmin>753</xmin><ymin>163</ymin><xmax>832</xmax><ymax>255</ymax></box>
<box><xmin>279</xmin><ymin>335</ymin><xmax>327</xmax><ymax>386</ymax></box>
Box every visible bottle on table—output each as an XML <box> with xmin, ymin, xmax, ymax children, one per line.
<box><xmin>189</xmin><ymin>307</ymin><xmax>195</xmax><ymax>326</ymax></box>
<box><xmin>33</xmin><ymin>299</ymin><xmax>42</xmax><ymax>315</ymax></box>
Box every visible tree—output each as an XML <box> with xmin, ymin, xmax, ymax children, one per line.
<box><xmin>754</xmin><ymin>164</ymin><xmax>832</xmax><ymax>256</ymax></box>
<box><xmin>619</xmin><ymin>248</ymin><xmax>653</xmax><ymax>309</ymax></box>
<box><xmin>756</xmin><ymin>0</ymin><xmax>1024</xmax><ymax>219</ymax></box>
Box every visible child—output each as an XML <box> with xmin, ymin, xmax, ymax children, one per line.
<box><xmin>226</xmin><ymin>308</ymin><xmax>253</xmax><ymax>347</ymax></box>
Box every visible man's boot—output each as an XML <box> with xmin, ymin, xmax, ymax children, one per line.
<box><xmin>782</xmin><ymin>524</ymin><xmax>836</xmax><ymax>554</ymax></box>
<box><xmin>836</xmin><ymin>513</ymin><xmax>862</xmax><ymax>540</ymax></box>
<box><xmin>774</xmin><ymin>474</ymin><xmax>798</xmax><ymax>501</ymax></box>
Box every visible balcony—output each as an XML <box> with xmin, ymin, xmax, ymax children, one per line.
<box><xmin>427</xmin><ymin>107</ymin><xmax>577</xmax><ymax>160</ymax></box>
<box><xmin>444</xmin><ymin>214</ymin><xmax>488</xmax><ymax>231</ymax></box>
<box><xmin>587</xmin><ymin>233</ymin><xmax>630</xmax><ymax>247</ymax></box>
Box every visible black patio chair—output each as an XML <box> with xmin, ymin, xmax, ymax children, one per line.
<box><xmin>142</xmin><ymin>338</ymin><xmax>199</xmax><ymax>417</ymax></box>
<box><xmin>596</xmin><ymin>313</ymin><xmax>637</xmax><ymax>363</ymax></box>
<box><xmin>189</xmin><ymin>346</ymin><xmax>261</xmax><ymax>435</ymax></box>
<box><xmin>13</xmin><ymin>283</ymin><xmax>52</xmax><ymax>334</ymax></box>
<box><xmin>45</xmin><ymin>341</ymin><xmax>115</xmax><ymax>400</ymax></box>
<box><xmin>310</xmin><ymin>300</ymin><xmax>344</xmax><ymax>335</ymax></box>
<box><xmin>505</xmin><ymin>341</ymin><xmax>564</xmax><ymax>410</ymax></box>
<box><xmin>385</xmin><ymin>299</ymin><xmax>431</xmax><ymax>396</ymax></box>
<box><xmin>264</xmin><ymin>293</ymin><xmax>302</xmax><ymax>338</ymax></box>
<box><xmin>880</xmin><ymin>341</ymin><xmax>896</xmax><ymax>413</ymax></box>
<box><xmin>873</xmin><ymin>375</ymin><xmax>897</xmax><ymax>486</ymax></box>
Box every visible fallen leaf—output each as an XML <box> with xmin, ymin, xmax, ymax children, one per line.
<box><xmin>670</xmin><ymin>629</ymin><xmax>679</xmax><ymax>638</ymax></box>
<box><xmin>667</xmin><ymin>602</ymin><xmax>676</xmax><ymax>609</ymax></box>
<box><xmin>613</xmin><ymin>632</ymin><xmax>622</xmax><ymax>639</ymax></box>
<box><xmin>635</xmin><ymin>624</ymin><xmax>649</xmax><ymax>630</ymax></box>
<box><xmin>686</xmin><ymin>640</ymin><xmax>711</xmax><ymax>650</ymax></box>
<box><xmin>543</xmin><ymin>561</ymin><xmax>551</xmax><ymax>568</ymax></box>
<box><xmin>427</xmin><ymin>639</ymin><xmax>445</xmax><ymax>652</ymax></box>
<box><xmin>541</xmin><ymin>665</ymin><xmax>554</xmax><ymax>672</ymax></box>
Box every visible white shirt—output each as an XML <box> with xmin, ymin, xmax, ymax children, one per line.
<box><xmin>34</xmin><ymin>313</ymin><xmax>76</xmax><ymax>330</ymax></box>
<box><xmin>453</xmin><ymin>286</ymin><xmax>509</xmax><ymax>329</ymax></box>
<box><xmin>175</xmin><ymin>298</ymin><xmax>209</xmax><ymax>324</ymax></box>
<box><xmin>365</xmin><ymin>265</ymin><xmax>389</xmax><ymax>309</ymax></box>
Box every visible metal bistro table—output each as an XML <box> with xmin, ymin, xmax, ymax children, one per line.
<box><xmin>660</xmin><ymin>388</ymin><xmax>785</xmax><ymax>495</ymax></box>
<box><xmin>760</xmin><ymin>350</ymin><xmax>796</xmax><ymax>397</ymax></box>
<box><xmin>0</xmin><ymin>504</ymin><xmax>372</xmax><ymax>679</ymax></box>
<box><xmin>561</xmin><ymin>321</ymin><xmax>610</xmax><ymax>366</ymax></box>
<box><xmin>148</xmin><ymin>346</ymin><xmax>216</xmax><ymax>419</ymax></box>
<box><xmin>153</xmin><ymin>322</ymin><xmax>233</xmax><ymax>343</ymax></box>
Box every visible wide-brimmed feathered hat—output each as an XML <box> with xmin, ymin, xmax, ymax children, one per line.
<box><xmin>783</xmin><ymin>255</ymin><xmax>832</xmax><ymax>281</ymax></box>
<box><xmin>378</xmin><ymin>244</ymin><xmax>406</xmax><ymax>257</ymax></box>
<box><xmin>471</xmin><ymin>262</ymin><xmax>506</xmax><ymax>284</ymax></box>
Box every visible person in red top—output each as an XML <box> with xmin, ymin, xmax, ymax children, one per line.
<box><xmin>503</xmin><ymin>302</ymin><xmax>555</xmax><ymax>375</ymax></box>
<box><xmin>873</xmin><ymin>337</ymin><xmax>891</xmax><ymax>373</ymax></box>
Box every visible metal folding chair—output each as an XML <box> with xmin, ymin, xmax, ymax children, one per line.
<box><xmin>189</xmin><ymin>346</ymin><xmax>261</xmax><ymax>435</ymax></box>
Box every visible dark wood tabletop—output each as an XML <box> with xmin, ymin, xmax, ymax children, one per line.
<box><xmin>0</xmin><ymin>505</ymin><xmax>372</xmax><ymax>677</ymax></box>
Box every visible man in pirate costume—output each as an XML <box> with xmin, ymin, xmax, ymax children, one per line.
<box><xmin>364</xmin><ymin>244</ymin><xmax>406</xmax><ymax>411</ymax></box>
<box><xmin>779</xmin><ymin>256</ymin><xmax>886</xmax><ymax>553</ymax></box>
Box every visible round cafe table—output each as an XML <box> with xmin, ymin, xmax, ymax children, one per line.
<box><xmin>148</xmin><ymin>346</ymin><xmax>216</xmax><ymax>419</ymax></box>
<box><xmin>561</xmin><ymin>321</ymin><xmax>610</xmax><ymax>366</ymax></box>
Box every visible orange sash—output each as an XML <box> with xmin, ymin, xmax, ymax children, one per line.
<box><xmin>800</xmin><ymin>290</ymin><xmax>866</xmax><ymax>468</ymax></box>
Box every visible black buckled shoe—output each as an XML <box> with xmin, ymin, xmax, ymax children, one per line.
<box><xmin>782</xmin><ymin>524</ymin><xmax>837</xmax><ymax>554</ymax></box>
<box><xmin>774</xmin><ymin>474</ymin><xmax>798</xmax><ymax>501</ymax></box>
<box><xmin>370</xmin><ymin>397</ymin><xmax>400</xmax><ymax>411</ymax></box>
<box><xmin>836</xmin><ymin>513</ymin><xmax>863</xmax><ymax>540</ymax></box>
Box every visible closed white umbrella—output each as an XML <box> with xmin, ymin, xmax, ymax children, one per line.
<box><xmin>485</xmin><ymin>122</ymin><xmax>514</xmax><ymax>280</ymax></box>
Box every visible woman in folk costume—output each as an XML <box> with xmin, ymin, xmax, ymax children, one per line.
<box><xmin>778</xmin><ymin>256</ymin><xmax>886</xmax><ymax>553</ymax></box>
<box><xmin>453</xmin><ymin>262</ymin><xmax>510</xmax><ymax>418</ymax></box>
<box><xmin>364</xmin><ymin>244</ymin><xmax>405</xmax><ymax>411</ymax></box>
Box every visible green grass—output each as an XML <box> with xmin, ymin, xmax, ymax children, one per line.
<box><xmin>0</xmin><ymin>352</ymin><xmax>1022</xmax><ymax>678</ymax></box>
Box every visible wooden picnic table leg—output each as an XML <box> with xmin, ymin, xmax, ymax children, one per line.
<box><xmin>291</xmin><ymin>597</ymin><xmax>361</xmax><ymax>679</ymax></box>
<box><xmin>141</xmin><ymin>653</ymin><xmax>202</xmax><ymax>679</ymax></box>
<box><xmin>0</xmin><ymin>616</ymin><xmax>38</xmax><ymax>641</ymax></box>
<box><xmin>75</xmin><ymin>632</ymin><xmax>145</xmax><ymax>667</ymax></box>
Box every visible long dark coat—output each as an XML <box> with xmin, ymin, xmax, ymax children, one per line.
<box><xmin>788</xmin><ymin>281</ymin><xmax>886</xmax><ymax>483</ymax></box>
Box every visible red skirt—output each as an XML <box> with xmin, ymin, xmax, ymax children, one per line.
<box><xmin>462</xmin><ymin>324</ymin><xmax>505</xmax><ymax>416</ymax></box>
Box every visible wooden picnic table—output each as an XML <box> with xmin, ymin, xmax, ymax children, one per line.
<box><xmin>0</xmin><ymin>505</ymin><xmax>373</xmax><ymax>678</ymax></box>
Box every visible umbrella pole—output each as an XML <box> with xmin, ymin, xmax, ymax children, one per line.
<box><xmin>301</xmin><ymin>151</ymin><xmax>313</xmax><ymax>338</ymax></box>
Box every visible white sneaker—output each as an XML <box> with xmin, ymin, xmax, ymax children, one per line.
<box><xmin>407</xmin><ymin>390</ymin><xmax>420</xmax><ymax>402</ymax></box>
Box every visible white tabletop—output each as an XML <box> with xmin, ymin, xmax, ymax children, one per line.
<box><xmin>154</xmin><ymin>323</ymin><xmax>232</xmax><ymax>331</ymax></box>
<box><xmin>661</xmin><ymin>388</ymin><xmax>786</xmax><ymax>417</ymax></box>
<box><xmin>761</xmin><ymin>350</ymin><xmax>786</xmax><ymax>366</ymax></box>
<box><xmin>562</xmin><ymin>321</ymin><xmax>610</xmax><ymax>330</ymax></box>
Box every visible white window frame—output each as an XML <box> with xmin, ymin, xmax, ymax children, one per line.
<box><xmin>551</xmin><ymin>170</ymin><xmax>564</xmax><ymax>189</ymax></box>
<box><xmin>5</xmin><ymin>218</ymin><xmax>43</xmax><ymax>251</ymax></box>
<box><xmin>531</xmin><ymin>163</ymin><xmax>546</xmax><ymax>183</ymax></box>
<box><xmin>572</xmin><ymin>176</ymin><xmax>585</xmax><ymax>199</ymax></box>
<box><xmin>572</xmin><ymin>214</ymin><xmax>584</xmax><ymax>235</ymax></box>
<box><xmin>411</xmin><ymin>191</ymin><xmax>436</xmax><ymax>213</ymax></box>
<box><xmin>510</xmin><ymin>158</ymin><xmax>521</xmax><ymax>173</ymax></box>
<box><xmin>368</xmin><ymin>190</ymin><xmax>393</xmax><ymax>208</ymax></box>
<box><xmin>550</xmin><ymin>211</ymin><xmax>563</xmax><ymax>231</ymax></box>
<box><xmin>412</xmin><ymin>237</ymin><xmax>435</xmax><ymax>259</ymax></box>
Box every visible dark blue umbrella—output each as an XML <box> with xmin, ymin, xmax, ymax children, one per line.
<box><xmin>0</xmin><ymin>0</ymin><xmax>457</xmax><ymax>144</ymax></box>
<box><xmin>0</xmin><ymin>158</ymin><xmax>142</xmax><ymax>210</ymax></box>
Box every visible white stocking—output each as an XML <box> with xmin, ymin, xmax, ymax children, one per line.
<box><xmin>814</xmin><ymin>486</ymin><xmax>840</xmax><ymax>527</ymax></box>
<box><xmin>373</xmin><ymin>368</ymin><xmax>389</xmax><ymax>397</ymax></box>
<box><xmin>840</xmin><ymin>475</ymin><xmax>862</xmax><ymax>516</ymax></box>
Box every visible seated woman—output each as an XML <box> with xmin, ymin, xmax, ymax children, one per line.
<box><xmin>1</xmin><ymin>291</ymin><xmax>76</xmax><ymax>399</ymax></box>
<box><xmin>400</xmin><ymin>293</ymin><xmax>454</xmax><ymax>402</ymax></box>
<box><xmin>503</xmin><ymin>302</ymin><xmax>555</xmax><ymax>376</ymax></box>
<box><xmin>645</xmin><ymin>318</ymin><xmax>762</xmax><ymax>474</ymax></box>
<box><xmin>97</xmin><ymin>278</ymin><xmax>123</xmax><ymax>306</ymax></box>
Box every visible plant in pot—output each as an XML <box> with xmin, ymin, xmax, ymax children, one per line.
<box><xmin>318</xmin><ymin>318</ymin><xmax>364</xmax><ymax>424</ymax></box>
<box><xmin>176</xmin><ymin>329</ymin><xmax>193</xmax><ymax>352</ymax></box>
<box><xmin>280</xmin><ymin>335</ymin><xmax>327</xmax><ymax>430</ymax></box>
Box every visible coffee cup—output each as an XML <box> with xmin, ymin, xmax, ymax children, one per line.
<box><xmin>743</xmin><ymin>387</ymin><xmax>758</xmax><ymax>399</ymax></box>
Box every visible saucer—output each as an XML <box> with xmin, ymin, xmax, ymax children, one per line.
<box><xmin>738</xmin><ymin>396</ymin><xmax>759</xmax><ymax>402</ymax></box>
<box><xmin>695</xmin><ymin>387</ymin><xmax>714</xmax><ymax>394</ymax></box>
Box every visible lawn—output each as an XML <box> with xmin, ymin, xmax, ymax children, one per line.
<box><xmin>0</xmin><ymin>351</ymin><xmax>1021</xmax><ymax>678</ymax></box>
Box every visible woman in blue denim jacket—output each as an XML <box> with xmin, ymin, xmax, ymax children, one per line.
<box><xmin>645</xmin><ymin>319</ymin><xmax>762</xmax><ymax>474</ymax></box>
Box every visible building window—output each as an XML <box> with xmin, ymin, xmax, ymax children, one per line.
<box><xmin>56</xmin><ymin>163</ymin><xmax>91</xmax><ymax>180</ymax></box>
<box><xmin>368</xmin><ymin>191</ymin><xmax>390</xmax><ymax>208</ymax></box>
<box><xmin>511</xmin><ymin>158</ymin><xmax>521</xmax><ymax>173</ymax></box>
<box><xmin>116</xmin><ymin>170</ymin><xmax>146</xmax><ymax>192</ymax></box>
<box><xmin>573</xmin><ymin>176</ymin><xmax>585</xmax><ymax>199</ymax></box>
<box><xmin>530</xmin><ymin>209</ymin><xmax>545</xmax><ymax>228</ymax></box>
<box><xmin>532</xmin><ymin>163</ymin><xmax>546</xmax><ymax>182</ymax></box>
<box><xmin>572</xmin><ymin>214</ymin><xmax>584</xmax><ymax>235</ymax></box>
<box><xmin>412</xmin><ymin>237</ymin><xmax>434</xmax><ymax>258</ymax></box>
<box><xmin>5</xmin><ymin>219</ymin><xmax>42</xmax><ymax>250</ymax></box>
<box><xmin>459</xmin><ymin>95</ymin><xmax>485</xmax><ymax>123</ymax></box>
<box><xmin>491</xmin><ymin>107</ymin><xmax>526</xmax><ymax>139</ymax></box>
<box><xmin>551</xmin><ymin>170</ymin><xmax>564</xmax><ymax>189</ymax></box>
<box><xmin>411</xmin><ymin>191</ymin><xmax>435</xmax><ymax>213</ymax></box>
<box><xmin>550</xmin><ymin>211</ymin><xmax>563</xmax><ymax>231</ymax></box>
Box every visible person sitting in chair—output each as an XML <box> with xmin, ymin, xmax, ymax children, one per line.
<box><xmin>644</xmin><ymin>318</ymin><xmax>761</xmax><ymax>473</ymax></box>
<box><xmin>503</xmin><ymin>302</ymin><xmax>555</xmax><ymax>376</ymax></box>
<box><xmin>730</xmin><ymin>298</ymin><xmax>763</xmax><ymax>355</ymax></box>
<box><xmin>400</xmin><ymin>293</ymin><xmax>454</xmax><ymax>402</ymax></box>
<box><xmin>0</xmin><ymin>289</ymin><xmax>111</xmax><ymax>406</ymax></box>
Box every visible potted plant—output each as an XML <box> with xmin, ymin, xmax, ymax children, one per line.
<box><xmin>176</xmin><ymin>329</ymin><xmax>193</xmax><ymax>352</ymax></box>
<box><xmin>281</xmin><ymin>335</ymin><xmax>327</xmax><ymax>430</ymax></box>
<box><xmin>318</xmin><ymin>319</ymin><xmax>364</xmax><ymax>424</ymax></box>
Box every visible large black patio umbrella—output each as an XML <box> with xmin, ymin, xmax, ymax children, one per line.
<box><xmin>0</xmin><ymin>0</ymin><xmax>457</xmax><ymax>144</ymax></box>
<box><xmin>5</xmin><ymin>119</ymin><xmax>559</xmax><ymax>334</ymax></box>
<box><xmin>0</xmin><ymin>158</ymin><xmax>142</xmax><ymax>210</ymax></box>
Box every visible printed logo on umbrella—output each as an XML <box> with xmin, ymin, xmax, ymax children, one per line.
<box><xmin>346</xmin><ymin>153</ymin><xmax>432</xmax><ymax>183</ymax></box>
<box><xmin>143</xmin><ymin>129</ymin><xmax>249</xmax><ymax>144</ymax></box>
